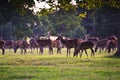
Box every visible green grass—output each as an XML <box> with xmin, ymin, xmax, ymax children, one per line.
<box><xmin>0</xmin><ymin>48</ymin><xmax>120</xmax><ymax>80</ymax></box>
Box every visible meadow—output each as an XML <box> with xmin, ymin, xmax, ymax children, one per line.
<box><xmin>0</xmin><ymin>48</ymin><xmax>120</xmax><ymax>80</ymax></box>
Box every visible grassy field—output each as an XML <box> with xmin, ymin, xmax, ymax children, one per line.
<box><xmin>0</xmin><ymin>48</ymin><xmax>120</xmax><ymax>80</ymax></box>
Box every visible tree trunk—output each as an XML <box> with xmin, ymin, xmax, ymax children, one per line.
<box><xmin>114</xmin><ymin>27</ymin><xmax>120</xmax><ymax>57</ymax></box>
<box><xmin>114</xmin><ymin>42</ymin><xmax>120</xmax><ymax>56</ymax></box>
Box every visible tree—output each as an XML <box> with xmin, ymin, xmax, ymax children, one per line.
<box><xmin>76</xmin><ymin>0</ymin><xmax>120</xmax><ymax>56</ymax></box>
<box><xmin>48</xmin><ymin>7</ymin><xmax>82</xmax><ymax>37</ymax></box>
<box><xmin>0</xmin><ymin>0</ymin><xmax>36</xmax><ymax>39</ymax></box>
<box><xmin>72</xmin><ymin>26</ymin><xmax>86</xmax><ymax>39</ymax></box>
<box><xmin>33</xmin><ymin>25</ymin><xmax>47</xmax><ymax>36</ymax></box>
<box><xmin>0</xmin><ymin>0</ymin><xmax>34</xmax><ymax>24</ymax></box>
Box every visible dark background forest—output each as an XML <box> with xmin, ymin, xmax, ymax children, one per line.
<box><xmin>0</xmin><ymin>0</ymin><xmax>119</xmax><ymax>40</ymax></box>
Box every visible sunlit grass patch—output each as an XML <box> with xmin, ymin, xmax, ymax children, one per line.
<box><xmin>0</xmin><ymin>48</ymin><xmax>120</xmax><ymax>80</ymax></box>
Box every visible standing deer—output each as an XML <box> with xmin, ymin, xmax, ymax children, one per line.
<box><xmin>56</xmin><ymin>36</ymin><xmax>78</xmax><ymax>57</ymax></box>
<box><xmin>0</xmin><ymin>39</ymin><xmax>5</xmax><ymax>55</ymax></box>
<box><xmin>51</xmin><ymin>40</ymin><xmax>63</xmax><ymax>54</ymax></box>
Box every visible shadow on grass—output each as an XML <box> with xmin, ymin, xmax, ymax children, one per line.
<box><xmin>9</xmin><ymin>75</ymin><xmax>35</xmax><ymax>79</ymax></box>
<box><xmin>103</xmin><ymin>54</ymin><xmax>120</xmax><ymax>59</ymax></box>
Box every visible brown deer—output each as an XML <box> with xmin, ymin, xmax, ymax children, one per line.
<box><xmin>107</xmin><ymin>40</ymin><xmax>117</xmax><ymax>53</ymax></box>
<box><xmin>20</xmin><ymin>40</ymin><xmax>29</xmax><ymax>54</ymax></box>
<box><xmin>105</xmin><ymin>36</ymin><xmax>118</xmax><ymax>53</ymax></box>
<box><xmin>36</xmin><ymin>38</ymin><xmax>53</xmax><ymax>55</ymax></box>
<box><xmin>5</xmin><ymin>40</ymin><xmax>14</xmax><ymax>51</ymax></box>
<box><xmin>87</xmin><ymin>37</ymin><xmax>99</xmax><ymax>44</ymax></box>
<box><xmin>106</xmin><ymin>36</ymin><xmax>118</xmax><ymax>51</ymax></box>
<box><xmin>56</xmin><ymin>36</ymin><xmax>78</xmax><ymax>57</ymax></box>
<box><xmin>14</xmin><ymin>40</ymin><xmax>21</xmax><ymax>53</ymax></box>
<box><xmin>95</xmin><ymin>39</ymin><xmax>108</xmax><ymax>52</ymax></box>
<box><xmin>107</xmin><ymin>35</ymin><xmax>118</xmax><ymax>42</ymax></box>
<box><xmin>29</xmin><ymin>38</ymin><xmax>39</xmax><ymax>53</ymax></box>
<box><xmin>0</xmin><ymin>39</ymin><xmax>5</xmax><ymax>55</ymax></box>
<box><xmin>51</xmin><ymin>40</ymin><xmax>63</xmax><ymax>54</ymax></box>
<box><xmin>74</xmin><ymin>41</ymin><xmax>95</xmax><ymax>57</ymax></box>
<box><xmin>14</xmin><ymin>40</ymin><xmax>29</xmax><ymax>54</ymax></box>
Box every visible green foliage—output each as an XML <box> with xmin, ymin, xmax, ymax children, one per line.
<box><xmin>48</xmin><ymin>7</ymin><xmax>82</xmax><ymax>37</ymax></box>
<box><xmin>10</xmin><ymin>0</ymin><xmax>34</xmax><ymax>11</ymax></box>
<box><xmin>0</xmin><ymin>0</ymin><xmax>120</xmax><ymax>40</ymax></box>
<box><xmin>11</xmin><ymin>10</ymin><xmax>39</xmax><ymax>40</ymax></box>
<box><xmin>72</xmin><ymin>26</ymin><xmax>86</xmax><ymax>38</ymax></box>
<box><xmin>77</xmin><ymin>0</ymin><xmax>120</xmax><ymax>10</ymax></box>
<box><xmin>84</xmin><ymin>6</ymin><xmax>120</xmax><ymax>38</ymax></box>
<box><xmin>0</xmin><ymin>0</ymin><xmax>36</xmax><ymax>39</ymax></box>
<box><xmin>58</xmin><ymin>0</ymin><xmax>71</xmax><ymax>5</ymax></box>
<box><xmin>33</xmin><ymin>25</ymin><xmax>47</xmax><ymax>36</ymax></box>
<box><xmin>0</xmin><ymin>22</ymin><xmax>15</xmax><ymax>40</ymax></box>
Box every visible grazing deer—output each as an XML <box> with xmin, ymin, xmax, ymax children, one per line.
<box><xmin>87</xmin><ymin>37</ymin><xmax>99</xmax><ymax>44</ymax></box>
<box><xmin>95</xmin><ymin>39</ymin><xmax>108</xmax><ymax>52</ymax></box>
<box><xmin>5</xmin><ymin>40</ymin><xmax>14</xmax><ymax>51</ymax></box>
<box><xmin>36</xmin><ymin>38</ymin><xmax>53</xmax><ymax>55</ymax></box>
<box><xmin>74</xmin><ymin>41</ymin><xmax>95</xmax><ymax>57</ymax></box>
<box><xmin>14</xmin><ymin>40</ymin><xmax>29</xmax><ymax>54</ymax></box>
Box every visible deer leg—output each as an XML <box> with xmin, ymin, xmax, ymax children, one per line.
<box><xmin>49</xmin><ymin>47</ymin><xmax>53</xmax><ymax>55</ymax></box>
<box><xmin>48</xmin><ymin>47</ymin><xmax>50</xmax><ymax>54</ymax></box>
<box><xmin>39</xmin><ymin>47</ymin><xmax>43</xmax><ymax>54</ymax></box>
<box><xmin>67</xmin><ymin>48</ymin><xmax>68</xmax><ymax>57</ymax></box>
<box><xmin>105</xmin><ymin>47</ymin><xmax>107</xmax><ymax>52</ymax></box>
<box><xmin>57</xmin><ymin>48</ymin><xmax>59</xmax><ymax>54</ymax></box>
<box><xmin>69</xmin><ymin>49</ymin><xmax>71</xmax><ymax>57</ymax></box>
<box><xmin>99</xmin><ymin>47</ymin><xmax>102</xmax><ymax>53</ymax></box>
<box><xmin>14</xmin><ymin>46</ymin><xmax>19</xmax><ymax>53</ymax></box>
<box><xmin>73</xmin><ymin>50</ymin><xmax>78</xmax><ymax>57</ymax></box>
<box><xmin>21</xmin><ymin>48</ymin><xmax>23</xmax><ymax>55</ymax></box>
<box><xmin>1</xmin><ymin>48</ymin><xmax>5</xmax><ymax>55</ymax></box>
<box><xmin>30</xmin><ymin>45</ymin><xmax>33</xmax><ymax>53</ymax></box>
<box><xmin>112</xmin><ymin>46</ymin><xmax>116</xmax><ymax>52</ymax></box>
<box><xmin>36</xmin><ymin>47</ymin><xmax>38</xmax><ymax>53</ymax></box>
<box><xmin>51</xmin><ymin>47</ymin><xmax>53</xmax><ymax>55</ymax></box>
<box><xmin>59</xmin><ymin>47</ymin><xmax>62</xmax><ymax>54</ymax></box>
<box><xmin>24</xmin><ymin>48</ymin><xmax>27</xmax><ymax>55</ymax></box>
<box><xmin>91</xmin><ymin>48</ymin><xmax>94</xmax><ymax>57</ymax></box>
<box><xmin>57</xmin><ymin>48</ymin><xmax>61</xmax><ymax>54</ymax></box>
<box><xmin>107</xmin><ymin>47</ymin><xmax>110</xmax><ymax>53</ymax></box>
<box><xmin>95</xmin><ymin>47</ymin><xmax>98</xmax><ymax>52</ymax></box>
<box><xmin>84</xmin><ymin>49</ymin><xmax>88</xmax><ymax>57</ymax></box>
<box><xmin>80</xmin><ymin>50</ymin><xmax>83</xmax><ymax>57</ymax></box>
<box><xmin>74</xmin><ymin>48</ymin><xmax>79</xmax><ymax>57</ymax></box>
<box><xmin>57</xmin><ymin>48</ymin><xmax>58</xmax><ymax>54</ymax></box>
<box><xmin>59</xmin><ymin>49</ymin><xmax>61</xmax><ymax>54</ymax></box>
<box><xmin>78</xmin><ymin>48</ymin><xmax>82</xmax><ymax>57</ymax></box>
<box><xmin>41</xmin><ymin>47</ymin><xmax>43</xmax><ymax>54</ymax></box>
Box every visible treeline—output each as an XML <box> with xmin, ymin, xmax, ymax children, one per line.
<box><xmin>0</xmin><ymin>1</ymin><xmax>120</xmax><ymax>40</ymax></box>
<box><xmin>0</xmin><ymin>6</ymin><xmax>86</xmax><ymax>40</ymax></box>
<box><xmin>82</xmin><ymin>6</ymin><xmax>120</xmax><ymax>39</ymax></box>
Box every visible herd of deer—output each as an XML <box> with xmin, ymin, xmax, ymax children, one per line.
<box><xmin>0</xmin><ymin>35</ymin><xmax>118</xmax><ymax>57</ymax></box>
